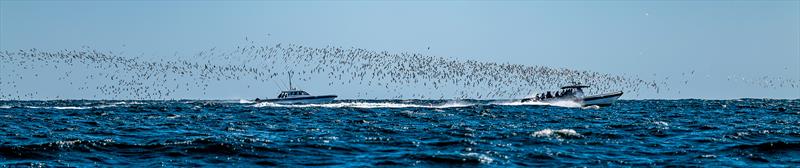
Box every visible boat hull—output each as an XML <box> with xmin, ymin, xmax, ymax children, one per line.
<box><xmin>255</xmin><ymin>95</ymin><xmax>337</xmax><ymax>104</ymax></box>
<box><xmin>581</xmin><ymin>91</ymin><xmax>623</xmax><ymax>107</ymax></box>
<box><xmin>520</xmin><ymin>91</ymin><xmax>623</xmax><ymax>107</ymax></box>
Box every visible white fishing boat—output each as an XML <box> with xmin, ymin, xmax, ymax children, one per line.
<box><xmin>521</xmin><ymin>85</ymin><xmax>623</xmax><ymax>107</ymax></box>
<box><xmin>254</xmin><ymin>74</ymin><xmax>337</xmax><ymax>104</ymax></box>
<box><xmin>254</xmin><ymin>90</ymin><xmax>337</xmax><ymax>104</ymax></box>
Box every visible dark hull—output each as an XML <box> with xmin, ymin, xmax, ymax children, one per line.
<box><xmin>254</xmin><ymin>95</ymin><xmax>337</xmax><ymax>104</ymax></box>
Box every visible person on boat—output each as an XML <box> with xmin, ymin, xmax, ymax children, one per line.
<box><xmin>546</xmin><ymin>91</ymin><xmax>552</xmax><ymax>98</ymax></box>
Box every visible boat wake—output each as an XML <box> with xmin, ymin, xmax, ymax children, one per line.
<box><xmin>23</xmin><ymin>105</ymin><xmax>118</xmax><ymax>110</ymax></box>
<box><xmin>7</xmin><ymin>101</ymin><xmax>146</xmax><ymax>110</ymax></box>
<box><xmin>238</xmin><ymin>99</ymin><xmax>255</xmax><ymax>104</ymax></box>
<box><xmin>252</xmin><ymin>101</ymin><xmax>475</xmax><ymax>109</ymax></box>
<box><xmin>490</xmin><ymin>100</ymin><xmax>584</xmax><ymax>108</ymax></box>
<box><xmin>252</xmin><ymin>99</ymin><xmax>585</xmax><ymax>109</ymax></box>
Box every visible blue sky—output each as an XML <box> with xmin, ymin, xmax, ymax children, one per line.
<box><xmin>1</xmin><ymin>1</ymin><xmax>798</xmax><ymax>99</ymax></box>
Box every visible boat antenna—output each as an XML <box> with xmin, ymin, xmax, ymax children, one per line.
<box><xmin>288</xmin><ymin>71</ymin><xmax>293</xmax><ymax>90</ymax></box>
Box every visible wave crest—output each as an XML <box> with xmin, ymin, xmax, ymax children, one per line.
<box><xmin>532</xmin><ymin>129</ymin><xmax>583</xmax><ymax>139</ymax></box>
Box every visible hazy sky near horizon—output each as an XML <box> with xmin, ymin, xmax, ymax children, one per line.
<box><xmin>1</xmin><ymin>1</ymin><xmax>798</xmax><ymax>99</ymax></box>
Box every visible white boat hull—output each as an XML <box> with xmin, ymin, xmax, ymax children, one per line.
<box><xmin>520</xmin><ymin>91</ymin><xmax>623</xmax><ymax>107</ymax></box>
<box><xmin>580</xmin><ymin>91</ymin><xmax>623</xmax><ymax>107</ymax></box>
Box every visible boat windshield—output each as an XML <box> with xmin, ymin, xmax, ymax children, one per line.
<box><xmin>553</xmin><ymin>88</ymin><xmax>582</xmax><ymax>97</ymax></box>
<box><xmin>278</xmin><ymin>91</ymin><xmax>310</xmax><ymax>98</ymax></box>
<box><xmin>569</xmin><ymin>88</ymin><xmax>585</xmax><ymax>97</ymax></box>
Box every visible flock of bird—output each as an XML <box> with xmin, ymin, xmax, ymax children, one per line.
<box><xmin>6</xmin><ymin>40</ymin><xmax>776</xmax><ymax>100</ymax></box>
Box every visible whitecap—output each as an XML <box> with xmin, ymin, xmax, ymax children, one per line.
<box><xmin>532</xmin><ymin>129</ymin><xmax>582</xmax><ymax>139</ymax></box>
<box><xmin>166</xmin><ymin>114</ymin><xmax>181</xmax><ymax>119</ymax></box>
<box><xmin>461</xmin><ymin>153</ymin><xmax>494</xmax><ymax>164</ymax></box>
<box><xmin>53</xmin><ymin>139</ymin><xmax>112</xmax><ymax>147</ymax></box>
<box><xmin>53</xmin><ymin>106</ymin><xmax>92</xmax><ymax>110</ymax></box>
<box><xmin>700</xmin><ymin>154</ymin><xmax>717</xmax><ymax>158</ymax></box>
<box><xmin>581</xmin><ymin>105</ymin><xmax>600</xmax><ymax>110</ymax></box>
<box><xmin>25</xmin><ymin>104</ymin><xmax>117</xmax><ymax>110</ymax></box>
<box><xmin>54</xmin><ymin>140</ymin><xmax>84</xmax><ymax>146</ymax></box>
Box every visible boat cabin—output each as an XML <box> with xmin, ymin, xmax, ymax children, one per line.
<box><xmin>560</xmin><ymin>85</ymin><xmax>588</xmax><ymax>94</ymax></box>
<box><xmin>277</xmin><ymin>90</ymin><xmax>310</xmax><ymax>98</ymax></box>
<box><xmin>531</xmin><ymin>85</ymin><xmax>590</xmax><ymax>100</ymax></box>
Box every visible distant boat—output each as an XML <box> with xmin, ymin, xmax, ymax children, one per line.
<box><xmin>521</xmin><ymin>85</ymin><xmax>623</xmax><ymax>107</ymax></box>
<box><xmin>254</xmin><ymin>74</ymin><xmax>337</xmax><ymax>104</ymax></box>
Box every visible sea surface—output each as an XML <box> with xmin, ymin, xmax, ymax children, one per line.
<box><xmin>0</xmin><ymin>99</ymin><xmax>798</xmax><ymax>167</ymax></box>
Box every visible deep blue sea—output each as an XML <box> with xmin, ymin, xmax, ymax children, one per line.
<box><xmin>0</xmin><ymin>99</ymin><xmax>798</xmax><ymax>167</ymax></box>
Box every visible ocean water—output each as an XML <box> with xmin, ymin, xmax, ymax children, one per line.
<box><xmin>0</xmin><ymin>99</ymin><xmax>798</xmax><ymax>167</ymax></box>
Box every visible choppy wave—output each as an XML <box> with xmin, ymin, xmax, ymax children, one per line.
<box><xmin>0</xmin><ymin>99</ymin><xmax>797</xmax><ymax>166</ymax></box>
<box><xmin>0</xmin><ymin>138</ymin><xmax>267</xmax><ymax>161</ymax></box>
<box><xmin>0</xmin><ymin>101</ymin><xmax>155</xmax><ymax>110</ymax></box>
<box><xmin>726</xmin><ymin>141</ymin><xmax>800</xmax><ymax>152</ymax></box>
<box><xmin>9</xmin><ymin>101</ymin><xmax>150</xmax><ymax>110</ymax></box>
<box><xmin>24</xmin><ymin>105</ymin><xmax>115</xmax><ymax>110</ymax></box>
<box><xmin>532</xmin><ymin>129</ymin><xmax>583</xmax><ymax>139</ymax></box>
<box><xmin>410</xmin><ymin>152</ymin><xmax>495</xmax><ymax>165</ymax></box>
<box><xmin>581</xmin><ymin>105</ymin><xmax>601</xmax><ymax>110</ymax></box>
<box><xmin>3</xmin><ymin>99</ymin><xmax>590</xmax><ymax>110</ymax></box>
